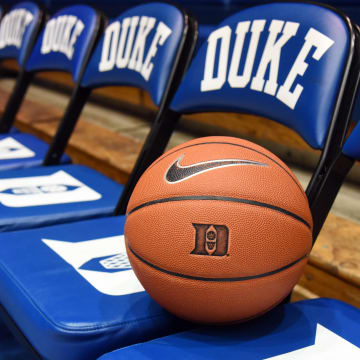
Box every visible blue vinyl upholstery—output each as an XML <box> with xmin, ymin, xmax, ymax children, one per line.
<box><xmin>0</xmin><ymin>2</ymin><xmax>43</xmax><ymax>67</ymax></box>
<box><xmin>170</xmin><ymin>2</ymin><xmax>352</xmax><ymax>149</ymax></box>
<box><xmin>0</xmin><ymin>134</ymin><xmax>70</xmax><ymax>171</ymax></box>
<box><xmin>25</xmin><ymin>5</ymin><xmax>100</xmax><ymax>83</ymax></box>
<box><xmin>0</xmin><ymin>217</ymin><xmax>189</xmax><ymax>360</ymax></box>
<box><xmin>0</xmin><ymin>165</ymin><xmax>123</xmax><ymax>232</ymax></box>
<box><xmin>82</xmin><ymin>3</ymin><xmax>185</xmax><ymax>107</ymax></box>
<box><xmin>99</xmin><ymin>298</ymin><xmax>360</xmax><ymax>359</ymax></box>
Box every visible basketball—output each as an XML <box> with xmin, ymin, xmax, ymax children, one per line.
<box><xmin>124</xmin><ymin>136</ymin><xmax>313</xmax><ymax>324</ymax></box>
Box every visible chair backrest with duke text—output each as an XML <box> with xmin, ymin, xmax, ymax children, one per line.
<box><xmin>0</xmin><ymin>2</ymin><xmax>44</xmax><ymax>68</ymax></box>
<box><xmin>44</xmin><ymin>2</ymin><xmax>197</xmax><ymax>189</ymax></box>
<box><xmin>0</xmin><ymin>5</ymin><xmax>103</xmax><ymax>134</ymax></box>
<box><xmin>169</xmin><ymin>1</ymin><xmax>360</xmax><ymax>240</ymax></box>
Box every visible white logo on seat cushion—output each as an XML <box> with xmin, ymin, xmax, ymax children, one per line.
<box><xmin>265</xmin><ymin>324</ymin><xmax>360</xmax><ymax>359</ymax></box>
<box><xmin>0</xmin><ymin>170</ymin><xmax>101</xmax><ymax>207</ymax></box>
<box><xmin>0</xmin><ymin>137</ymin><xmax>35</xmax><ymax>159</ymax></box>
<box><xmin>42</xmin><ymin>235</ymin><xmax>144</xmax><ymax>296</ymax></box>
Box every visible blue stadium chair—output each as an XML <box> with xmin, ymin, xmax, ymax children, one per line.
<box><xmin>0</xmin><ymin>4</ymin><xmax>102</xmax><ymax>170</ymax></box>
<box><xmin>0</xmin><ymin>2</ymin><xmax>45</xmax><ymax>135</ymax></box>
<box><xmin>0</xmin><ymin>1</ymin><xmax>356</xmax><ymax>360</ymax></box>
<box><xmin>114</xmin><ymin>44</ymin><xmax>360</xmax><ymax>358</ymax></box>
<box><xmin>0</xmin><ymin>5</ymin><xmax>124</xmax><ymax>232</ymax></box>
<box><xmin>101</xmin><ymin>3</ymin><xmax>360</xmax><ymax>359</ymax></box>
<box><xmin>104</xmin><ymin>5</ymin><xmax>360</xmax><ymax>358</ymax></box>
<box><xmin>0</xmin><ymin>2</ymin><xmax>196</xmax><ymax>233</ymax></box>
<box><xmin>99</xmin><ymin>298</ymin><xmax>360</xmax><ymax>359</ymax></box>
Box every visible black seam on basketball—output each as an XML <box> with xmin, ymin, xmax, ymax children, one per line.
<box><xmin>128</xmin><ymin>243</ymin><xmax>309</xmax><ymax>282</ymax></box>
<box><xmin>147</xmin><ymin>141</ymin><xmax>305</xmax><ymax>198</ymax></box>
<box><xmin>128</xmin><ymin>195</ymin><xmax>312</xmax><ymax>230</ymax></box>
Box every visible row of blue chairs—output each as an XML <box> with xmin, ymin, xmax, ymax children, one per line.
<box><xmin>0</xmin><ymin>1</ymin><xmax>197</xmax><ymax>232</ymax></box>
<box><xmin>0</xmin><ymin>1</ymin><xmax>359</xmax><ymax>359</ymax></box>
<box><xmin>3</xmin><ymin>1</ymin><xmax>360</xmax><ymax>46</ymax></box>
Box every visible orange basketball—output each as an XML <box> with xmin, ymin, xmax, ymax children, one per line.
<box><xmin>124</xmin><ymin>136</ymin><xmax>313</xmax><ymax>324</ymax></box>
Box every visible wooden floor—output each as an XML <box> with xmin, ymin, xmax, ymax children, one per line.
<box><xmin>0</xmin><ymin>76</ymin><xmax>359</xmax><ymax>307</ymax></box>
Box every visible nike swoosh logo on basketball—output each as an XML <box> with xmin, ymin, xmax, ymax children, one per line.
<box><xmin>165</xmin><ymin>155</ymin><xmax>268</xmax><ymax>183</ymax></box>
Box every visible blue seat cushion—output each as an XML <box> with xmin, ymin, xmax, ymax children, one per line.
<box><xmin>0</xmin><ymin>164</ymin><xmax>123</xmax><ymax>231</ymax></box>
<box><xmin>99</xmin><ymin>298</ymin><xmax>360</xmax><ymax>359</ymax></box>
<box><xmin>0</xmin><ymin>133</ymin><xmax>70</xmax><ymax>171</ymax></box>
<box><xmin>0</xmin><ymin>217</ymin><xmax>190</xmax><ymax>360</ymax></box>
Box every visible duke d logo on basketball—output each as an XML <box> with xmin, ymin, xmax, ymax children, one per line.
<box><xmin>191</xmin><ymin>224</ymin><xmax>229</xmax><ymax>256</ymax></box>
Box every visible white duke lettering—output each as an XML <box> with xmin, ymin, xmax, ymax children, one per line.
<box><xmin>99</xmin><ymin>16</ymin><xmax>172</xmax><ymax>81</ymax></box>
<box><xmin>41</xmin><ymin>15</ymin><xmax>84</xmax><ymax>60</ymax></box>
<box><xmin>0</xmin><ymin>9</ymin><xmax>34</xmax><ymax>49</ymax></box>
<box><xmin>201</xmin><ymin>19</ymin><xmax>334</xmax><ymax>109</ymax></box>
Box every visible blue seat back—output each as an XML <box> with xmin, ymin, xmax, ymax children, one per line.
<box><xmin>170</xmin><ymin>2</ymin><xmax>354</xmax><ymax>149</ymax></box>
<box><xmin>0</xmin><ymin>2</ymin><xmax>43</xmax><ymax>67</ymax></box>
<box><xmin>81</xmin><ymin>2</ymin><xmax>186</xmax><ymax>107</ymax></box>
<box><xmin>25</xmin><ymin>5</ymin><xmax>102</xmax><ymax>83</ymax></box>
